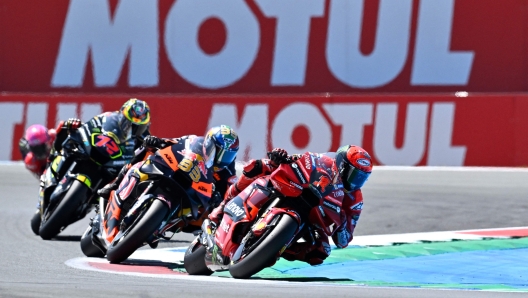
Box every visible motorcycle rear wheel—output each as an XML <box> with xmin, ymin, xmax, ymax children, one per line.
<box><xmin>39</xmin><ymin>180</ymin><xmax>89</xmax><ymax>240</ymax></box>
<box><xmin>184</xmin><ymin>242</ymin><xmax>213</xmax><ymax>275</ymax></box>
<box><xmin>30</xmin><ymin>210</ymin><xmax>41</xmax><ymax>235</ymax></box>
<box><xmin>229</xmin><ymin>215</ymin><xmax>298</xmax><ymax>279</ymax></box>
<box><xmin>106</xmin><ymin>199</ymin><xmax>168</xmax><ymax>264</ymax></box>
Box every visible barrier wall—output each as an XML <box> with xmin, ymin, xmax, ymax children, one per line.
<box><xmin>2</xmin><ymin>93</ymin><xmax>528</xmax><ymax>167</ymax></box>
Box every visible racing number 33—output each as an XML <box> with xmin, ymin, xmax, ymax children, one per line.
<box><xmin>178</xmin><ymin>159</ymin><xmax>201</xmax><ymax>182</ymax></box>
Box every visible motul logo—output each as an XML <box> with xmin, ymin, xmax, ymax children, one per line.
<box><xmin>207</xmin><ymin>102</ymin><xmax>466</xmax><ymax>166</ymax></box>
<box><xmin>52</xmin><ymin>0</ymin><xmax>473</xmax><ymax>90</ymax></box>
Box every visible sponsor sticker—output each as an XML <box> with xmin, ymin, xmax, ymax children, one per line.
<box><xmin>289</xmin><ymin>181</ymin><xmax>303</xmax><ymax>190</ymax></box>
<box><xmin>357</xmin><ymin>158</ymin><xmax>371</xmax><ymax>167</ymax></box>
<box><xmin>323</xmin><ymin>200</ymin><xmax>341</xmax><ymax>213</ymax></box>
<box><xmin>351</xmin><ymin>202</ymin><xmax>363</xmax><ymax>211</ymax></box>
<box><xmin>225</xmin><ymin>200</ymin><xmax>245</xmax><ymax>217</ymax></box>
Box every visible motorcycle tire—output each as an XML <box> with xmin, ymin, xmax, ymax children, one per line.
<box><xmin>30</xmin><ymin>210</ymin><xmax>41</xmax><ymax>235</ymax></box>
<box><xmin>80</xmin><ymin>226</ymin><xmax>105</xmax><ymax>258</ymax></box>
<box><xmin>184</xmin><ymin>243</ymin><xmax>213</xmax><ymax>276</ymax></box>
<box><xmin>106</xmin><ymin>199</ymin><xmax>168</xmax><ymax>264</ymax></box>
<box><xmin>229</xmin><ymin>215</ymin><xmax>298</xmax><ymax>279</ymax></box>
<box><xmin>39</xmin><ymin>180</ymin><xmax>89</xmax><ymax>240</ymax></box>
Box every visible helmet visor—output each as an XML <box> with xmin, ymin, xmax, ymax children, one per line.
<box><xmin>29</xmin><ymin>143</ymin><xmax>48</xmax><ymax>159</ymax></box>
<box><xmin>116</xmin><ymin>113</ymin><xmax>132</xmax><ymax>143</ymax></box>
<box><xmin>215</xmin><ymin>148</ymin><xmax>237</xmax><ymax>170</ymax></box>
<box><xmin>203</xmin><ymin>138</ymin><xmax>216</xmax><ymax>169</ymax></box>
<box><xmin>342</xmin><ymin>163</ymin><xmax>370</xmax><ymax>191</ymax></box>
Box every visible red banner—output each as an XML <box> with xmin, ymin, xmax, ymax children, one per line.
<box><xmin>1</xmin><ymin>0</ymin><xmax>528</xmax><ymax>93</ymax></box>
<box><xmin>3</xmin><ymin>93</ymin><xmax>528</xmax><ymax>166</ymax></box>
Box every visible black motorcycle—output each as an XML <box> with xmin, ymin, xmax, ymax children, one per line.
<box><xmin>33</xmin><ymin>125</ymin><xmax>134</xmax><ymax>240</ymax></box>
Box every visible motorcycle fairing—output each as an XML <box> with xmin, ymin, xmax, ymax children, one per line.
<box><xmin>270</xmin><ymin>153</ymin><xmax>327</xmax><ymax>198</ymax></box>
<box><xmin>154</xmin><ymin>141</ymin><xmax>215</xmax><ymax>210</ymax></box>
<box><xmin>308</xmin><ymin>189</ymin><xmax>345</xmax><ymax>236</ymax></box>
<box><xmin>49</xmin><ymin>155</ymin><xmax>66</xmax><ymax>178</ymax></box>
<box><xmin>138</xmin><ymin>156</ymin><xmax>203</xmax><ymax>220</ymax></box>
<box><xmin>48</xmin><ymin>174</ymin><xmax>76</xmax><ymax>207</ymax></box>
<box><xmin>39</xmin><ymin>158</ymin><xmax>62</xmax><ymax>208</ymax></box>
<box><xmin>103</xmin><ymin>140</ymin><xmax>214</xmax><ymax>245</ymax></box>
<box><xmin>119</xmin><ymin>194</ymin><xmax>158</xmax><ymax>235</ymax></box>
<box><xmin>214</xmin><ymin>178</ymin><xmax>302</xmax><ymax>264</ymax></box>
<box><xmin>76</xmin><ymin>174</ymin><xmax>92</xmax><ymax>188</ymax></box>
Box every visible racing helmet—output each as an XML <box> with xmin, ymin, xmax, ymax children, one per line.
<box><xmin>25</xmin><ymin>124</ymin><xmax>51</xmax><ymax>159</ymax></box>
<box><xmin>203</xmin><ymin>125</ymin><xmax>239</xmax><ymax>172</ymax></box>
<box><xmin>335</xmin><ymin>145</ymin><xmax>372</xmax><ymax>191</ymax></box>
<box><xmin>120</xmin><ymin>98</ymin><xmax>151</xmax><ymax>136</ymax></box>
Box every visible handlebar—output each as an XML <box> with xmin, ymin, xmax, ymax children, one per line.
<box><xmin>62</xmin><ymin>137</ymin><xmax>88</xmax><ymax>159</ymax></box>
<box><xmin>266</xmin><ymin>152</ymin><xmax>296</xmax><ymax>165</ymax></box>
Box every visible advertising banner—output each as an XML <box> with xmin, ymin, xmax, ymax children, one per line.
<box><xmin>2</xmin><ymin>93</ymin><xmax>528</xmax><ymax>167</ymax></box>
<box><xmin>1</xmin><ymin>0</ymin><xmax>528</xmax><ymax>93</ymax></box>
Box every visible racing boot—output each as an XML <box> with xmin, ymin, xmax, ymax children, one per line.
<box><xmin>281</xmin><ymin>240</ymin><xmax>329</xmax><ymax>266</ymax></box>
<box><xmin>97</xmin><ymin>164</ymin><xmax>129</xmax><ymax>200</ymax></box>
<box><xmin>207</xmin><ymin>200</ymin><xmax>226</xmax><ymax>226</ymax></box>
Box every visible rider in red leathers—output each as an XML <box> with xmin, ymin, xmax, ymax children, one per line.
<box><xmin>208</xmin><ymin>145</ymin><xmax>372</xmax><ymax>266</ymax></box>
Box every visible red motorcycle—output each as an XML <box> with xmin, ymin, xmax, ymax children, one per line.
<box><xmin>184</xmin><ymin>153</ymin><xmax>345</xmax><ymax>279</ymax></box>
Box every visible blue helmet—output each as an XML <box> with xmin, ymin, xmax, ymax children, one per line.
<box><xmin>203</xmin><ymin>125</ymin><xmax>239</xmax><ymax>172</ymax></box>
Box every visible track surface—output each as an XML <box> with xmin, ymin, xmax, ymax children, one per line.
<box><xmin>1</xmin><ymin>164</ymin><xmax>527</xmax><ymax>297</ymax></box>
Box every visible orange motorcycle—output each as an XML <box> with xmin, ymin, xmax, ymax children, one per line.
<box><xmin>81</xmin><ymin>136</ymin><xmax>220</xmax><ymax>263</ymax></box>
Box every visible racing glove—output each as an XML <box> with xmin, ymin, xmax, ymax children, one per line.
<box><xmin>267</xmin><ymin>148</ymin><xmax>289</xmax><ymax>166</ymax></box>
<box><xmin>64</xmin><ymin>118</ymin><xmax>81</xmax><ymax>132</ymax></box>
<box><xmin>144</xmin><ymin>135</ymin><xmax>163</xmax><ymax>148</ymax></box>
<box><xmin>97</xmin><ymin>164</ymin><xmax>129</xmax><ymax>200</ymax></box>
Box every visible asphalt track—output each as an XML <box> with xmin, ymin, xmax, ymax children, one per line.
<box><xmin>1</xmin><ymin>163</ymin><xmax>528</xmax><ymax>298</ymax></box>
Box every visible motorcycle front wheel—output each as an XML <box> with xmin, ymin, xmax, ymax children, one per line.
<box><xmin>184</xmin><ymin>241</ymin><xmax>213</xmax><ymax>276</ymax></box>
<box><xmin>39</xmin><ymin>180</ymin><xmax>89</xmax><ymax>240</ymax></box>
<box><xmin>80</xmin><ymin>226</ymin><xmax>105</xmax><ymax>258</ymax></box>
<box><xmin>106</xmin><ymin>199</ymin><xmax>168</xmax><ymax>264</ymax></box>
<box><xmin>229</xmin><ymin>215</ymin><xmax>298</xmax><ymax>279</ymax></box>
<box><xmin>30</xmin><ymin>210</ymin><xmax>41</xmax><ymax>235</ymax></box>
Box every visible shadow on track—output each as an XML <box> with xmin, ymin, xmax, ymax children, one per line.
<box><xmin>50</xmin><ymin>235</ymin><xmax>82</xmax><ymax>242</ymax></box>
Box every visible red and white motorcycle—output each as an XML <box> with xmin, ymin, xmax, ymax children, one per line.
<box><xmin>184</xmin><ymin>153</ymin><xmax>345</xmax><ymax>279</ymax></box>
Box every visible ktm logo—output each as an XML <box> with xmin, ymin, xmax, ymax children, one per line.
<box><xmin>164</xmin><ymin>153</ymin><xmax>173</xmax><ymax>163</ymax></box>
<box><xmin>313</xmin><ymin>175</ymin><xmax>331</xmax><ymax>192</ymax></box>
